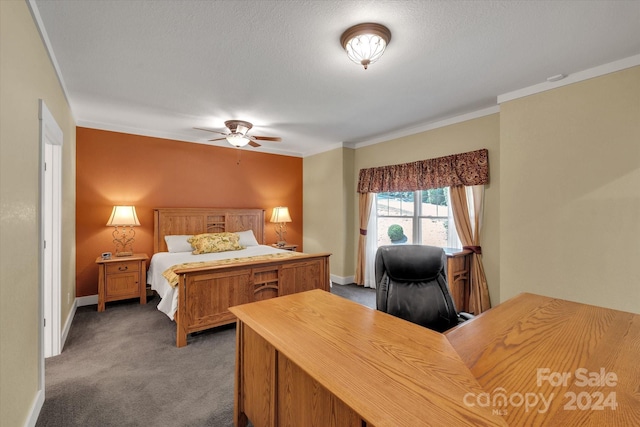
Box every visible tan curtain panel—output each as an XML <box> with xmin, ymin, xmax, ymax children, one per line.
<box><xmin>357</xmin><ymin>149</ymin><xmax>489</xmax><ymax>193</ymax></box>
<box><xmin>450</xmin><ymin>185</ymin><xmax>491</xmax><ymax>314</ymax></box>
<box><xmin>354</xmin><ymin>193</ymin><xmax>373</xmax><ymax>286</ymax></box>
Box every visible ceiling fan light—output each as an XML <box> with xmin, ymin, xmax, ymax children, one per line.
<box><xmin>341</xmin><ymin>23</ymin><xmax>391</xmax><ymax>70</ymax></box>
<box><xmin>226</xmin><ymin>134</ymin><xmax>250</xmax><ymax>147</ymax></box>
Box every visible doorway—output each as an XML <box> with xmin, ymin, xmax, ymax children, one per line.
<box><xmin>40</xmin><ymin>99</ymin><xmax>63</xmax><ymax>363</ymax></box>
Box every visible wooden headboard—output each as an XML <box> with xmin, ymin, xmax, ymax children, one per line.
<box><xmin>153</xmin><ymin>208</ymin><xmax>265</xmax><ymax>253</ymax></box>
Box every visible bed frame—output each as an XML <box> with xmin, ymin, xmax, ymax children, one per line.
<box><xmin>153</xmin><ymin>208</ymin><xmax>331</xmax><ymax>347</ymax></box>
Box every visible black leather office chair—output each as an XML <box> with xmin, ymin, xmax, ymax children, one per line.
<box><xmin>375</xmin><ymin>244</ymin><xmax>473</xmax><ymax>333</ymax></box>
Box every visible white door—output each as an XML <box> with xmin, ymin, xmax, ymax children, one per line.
<box><xmin>40</xmin><ymin>100</ymin><xmax>62</xmax><ymax>360</ymax></box>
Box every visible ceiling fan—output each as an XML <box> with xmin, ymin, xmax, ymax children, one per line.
<box><xmin>195</xmin><ymin>120</ymin><xmax>282</xmax><ymax>148</ymax></box>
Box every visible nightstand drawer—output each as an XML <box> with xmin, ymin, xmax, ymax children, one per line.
<box><xmin>106</xmin><ymin>261</ymin><xmax>140</xmax><ymax>274</ymax></box>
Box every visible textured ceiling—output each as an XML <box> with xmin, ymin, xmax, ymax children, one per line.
<box><xmin>33</xmin><ymin>0</ymin><xmax>640</xmax><ymax>157</ymax></box>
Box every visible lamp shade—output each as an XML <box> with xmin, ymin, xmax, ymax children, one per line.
<box><xmin>270</xmin><ymin>207</ymin><xmax>292</xmax><ymax>223</ymax></box>
<box><xmin>106</xmin><ymin>205</ymin><xmax>140</xmax><ymax>226</ymax></box>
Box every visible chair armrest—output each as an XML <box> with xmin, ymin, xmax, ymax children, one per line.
<box><xmin>458</xmin><ymin>312</ymin><xmax>475</xmax><ymax>321</ymax></box>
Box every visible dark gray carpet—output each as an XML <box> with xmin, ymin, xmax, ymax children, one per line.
<box><xmin>36</xmin><ymin>284</ymin><xmax>375</xmax><ymax>427</ymax></box>
<box><xmin>331</xmin><ymin>283</ymin><xmax>376</xmax><ymax>309</ymax></box>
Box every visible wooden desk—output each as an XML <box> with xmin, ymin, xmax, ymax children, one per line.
<box><xmin>445</xmin><ymin>293</ymin><xmax>640</xmax><ymax>426</ymax></box>
<box><xmin>230</xmin><ymin>289</ymin><xmax>504</xmax><ymax>427</ymax></box>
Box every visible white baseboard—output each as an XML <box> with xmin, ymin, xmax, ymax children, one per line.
<box><xmin>76</xmin><ymin>294</ymin><xmax>98</xmax><ymax>307</ymax></box>
<box><xmin>330</xmin><ymin>275</ymin><xmax>355</xmax><ymax>285</ymax></box>
<box><xmin>60</xmin><ymin>299</ymin><xmax>77</xmax><ymax>351</ymax></box>
<box><xmin>25</xmin><ymin>388</ymin><xmax>44</xmax><ymax>427</ymax></box>
<box><xmin>28</xmin><ymin>300</ymin><xmax>77</xmax><ymax>426</ymax></box>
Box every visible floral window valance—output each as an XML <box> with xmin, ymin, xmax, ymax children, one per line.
<box><xmin>357</xmin><ymin>148</ymin><xmax>489</xmax><ymax>193</ymax></box>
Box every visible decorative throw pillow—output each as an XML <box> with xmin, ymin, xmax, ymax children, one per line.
<box><xmin>188</xmin><ymin>232</ymin><xmax>244</xmax><ymax>254</ymax></box>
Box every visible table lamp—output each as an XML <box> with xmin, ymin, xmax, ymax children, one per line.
<box><xmin>106</xmin><ymin>205</ymin><xmax>140</xmax><ymax>256</ymax></box>
<box><xmin>270</xmin><ymin>206</ymin><xmax>292</xmax><ymax>247</ymax></box>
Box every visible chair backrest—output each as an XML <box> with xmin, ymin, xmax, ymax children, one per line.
<box><xmin>375</xmin><ymin>244</ymin><xmax>459</xmax><ymax>332</ymax></box>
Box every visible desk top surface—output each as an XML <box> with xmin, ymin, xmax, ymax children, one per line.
<box><xmin>446</xmin><ymin>292</ymin><xmax>640</xmax><ymax>426</ymax></box>
<box><xmin>230</xmin><ymin>289</ymin><xmax>505</xmax><ymax>427</ymax></box>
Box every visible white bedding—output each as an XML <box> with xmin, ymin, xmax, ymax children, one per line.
<box><xmin>147</xmin><ymin>245</ymin><xmax>290</xmax><ymax>320</ymax></box>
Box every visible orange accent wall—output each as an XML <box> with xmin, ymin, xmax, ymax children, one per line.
<box><xmin>76</xmin><ymin>127</ymin><xmax>303</xmax><ymax>297</ymax></box>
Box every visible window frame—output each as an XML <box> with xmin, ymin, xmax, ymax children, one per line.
<box><xmin>375</xmin><ymin>188</ymin><xmax>457</xmax><ymax>248</ymax></box>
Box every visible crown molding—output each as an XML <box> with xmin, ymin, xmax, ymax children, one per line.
<box><xmin>498</xmin><ymin>54</ymin><xmax>640</xmax><ymax>104</ymax></box>
<box><xmin>346</xmin><ymin>106</ymin><xmax>500</xmax><ymax>150</ymax></box>
<box><xmin>27</xmin><ymin>0</ymin><xmax>77</xmax><ymax>122</ymax></box>
<box><xmin>300</xmin><ymin>141</ymin><xmax>347</xmax><ymax>158</ymax></box>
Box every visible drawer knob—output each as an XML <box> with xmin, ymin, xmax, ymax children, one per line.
<box><xmin>118</xmin><ymin>266</ymin><xmax>128</xmax><ymax>271</ymax></box>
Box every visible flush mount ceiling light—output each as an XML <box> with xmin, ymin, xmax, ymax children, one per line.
<box><xmin>340</xmin><ymin>23</ymin><xmax>391</xmax><ymax>70</ymax></box>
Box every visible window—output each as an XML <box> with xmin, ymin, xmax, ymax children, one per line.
<box><xmin>375</xmin><ymin>188</ymin><xmax>460</xmax><ymax>249</ymax></box>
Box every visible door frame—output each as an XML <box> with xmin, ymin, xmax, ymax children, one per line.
<box><xmin>39</xmin><ymin>99</ymin><xmax>63</xmax><ymax>367</ymax></box>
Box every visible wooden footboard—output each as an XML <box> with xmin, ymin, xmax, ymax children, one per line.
<box><xmin>173</xmin><ymin>253</ymin><xmax>331</xmax><ymax>347</ymax></box>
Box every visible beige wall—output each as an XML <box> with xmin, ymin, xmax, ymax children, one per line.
<box><xmin>303</xmin><ymin>147</ymin><xmax>355</xmax><ymax>279</ymax></box>
<box><xmin>500</xmin><ymin>67</ymin><xmax>639</xmax><ymax>312</ymax></box>
<box><xmin>0</xmin><ymin>1</ymin><xmax>76</xmax><ymax>425</ymax></box>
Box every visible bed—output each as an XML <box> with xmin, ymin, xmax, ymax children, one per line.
<box><xmin>147</xmin><ymin>207</ymin><xmax>331</xmax><ymax>347</ymax></box>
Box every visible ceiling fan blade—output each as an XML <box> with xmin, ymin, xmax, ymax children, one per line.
<box><xmin>197</xmin><ymin>122</ymin><xmax>280</xmax><ymax>147</ymax></box>
<box><xmin>252</xmin><ymin>135</ymin><xmax>282</xmax><ymax>142</ymax></box>
<box><xmin>194</xmin><ymin>127</ymin><xmax>227</xmax><ymax>136</ymax></box>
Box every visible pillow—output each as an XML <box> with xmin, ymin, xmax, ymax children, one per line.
<box><xmin>188</xmin><ymin>232</ymin><xmax>244</xmax><ymax>255</ymax></box>
<box><xmin>236</xmin><ymin>230</ymin><xmax>260</xmax><ymax>247</ymax></box>
<box><xmin>164</xmin><ymin>235</ymin><xmax>193</xmax><ymax>253</ymax></box>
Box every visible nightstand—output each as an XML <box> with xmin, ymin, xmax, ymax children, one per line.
<box><xmin>95</xmin><ymin>253</ymin><xmax>149</xmax><ymax>312</ymax></box>
<box><xmin>271</xmin><ymin>243</ymin><xmax>298</xmax><ymax>252</ymax></box>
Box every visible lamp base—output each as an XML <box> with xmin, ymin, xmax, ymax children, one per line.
<box><xmin>116</xmin><ymin>251</ymin><xmax>133</xmax><ymax>257</ymax></box>
<box><xmin>275</xmin><ymin>241</ymin><xmax>287</xmax><ymax>247</ymax></box>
